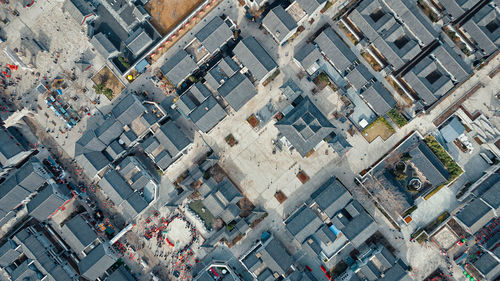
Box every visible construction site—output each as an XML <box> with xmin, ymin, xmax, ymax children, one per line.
<box><xmin>145</xmin><ymin>0</ymin><xmax>221</xmax><ymax>66</ymax></box>
<box><xmin>145</xmin><ymin>0</ymin><xmax>205</xmax><ymax>36</ymax></box>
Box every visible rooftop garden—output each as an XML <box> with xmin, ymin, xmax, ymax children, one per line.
<box><xmin>188</xmin><ymin>200</ymin><xmax>215</xmax><ymax>230</ymax></box>
<box><xmin>387</xmin><ymin>108</ymin><xmax>408</xmax><ymax>128</ymax></box>
<box><xmin>424</xmin><ymin>136</ymin><xmax>463</xmax><ymax>181</ymax></box>
<box><xmin>362</xmin><ymin>116</ymin><xmax>395</xmax><ymax>143</ymax></box>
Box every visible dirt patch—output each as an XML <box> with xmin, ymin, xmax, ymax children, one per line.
<box><xmin>145</xmin><ymin>0</ymin><xmax>204</xmax><ymax>36</ymax></box>
<box><xmin>297</xmin><ymin>170</ymin><xmax>310</xmax><ymax>184</ymax></box>
<box><xmin>247</xmin><ymin>114</ymin><xmax>260</xmax><ymax>128</ymax></box>
<box><xmin>225</xmin><ymin>134</ymin><xmax>238</xmax><ymax>147</ymax></box>
<box><xmin>91</xmin><ymin>66</ymin><xmax>124</xmax><ymax>100</ymax></box>
<box><xmin>274</xmin><ymin>191</ymin><xmax>287</xmax><ymax>204</ymax></box>
<box><xmin>362</xmin><ymin>117</ymin><xmax>395</xmax><ymax>143</ymax></box>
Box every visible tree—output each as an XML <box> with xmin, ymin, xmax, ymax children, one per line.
<box><xmin>93</xmin><ymin>83</ymin><xmax>105</xmax><ymax>94</ymax></box>
<box><xmin>364</xmin><ymin>177</ymin><xmax>407</xmax><ymax>216</ymax></box>
<box><xmin>212</xmin><ymin>218</ymin><xmax>224</xmax><ymax>230</ymax></box>
<box><xmin>384</xmin><ymin>152</ymin><xmax>402</xmax><ymax>169</ymax></box>
<box><xmin>103</xmin><ymin>88</ymin><xmax>113</xmax><ymax>98</ymax></box>
<box><xmin>118</xmin><ymin>56</ymin><xmax>130</xmax><ymax>68</ymax></box>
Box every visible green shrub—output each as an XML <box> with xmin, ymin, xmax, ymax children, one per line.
<box><xmin>226</xmin><ymin>220</ymin><xmax>237</xmax><ymax>232</ymax></box>
<box><xmin>362</xmin><ymin>116</ymin><xmax>395</xmax><ymax>134</ymax></box>
<box><xmin>416</xmin><ymin>232</ymin><xmax>428</xmax><ymax>244</ymax></box>
<box><xmin>93</xmin><ymin>83</ymin><xmax>105</xmax><ymax>94</ymax></box>
<box><xmin>118</xmin><ymin>56</ymin><xmax>130</xmax><ymax>68</ymax></box>
<box><xmin>394</xmin><ymin>171</ymin><xmax>407</xmax><ymax>181</ymax></box>
<box><xmin>387</xmin><ymin>108</ymin><xmax>408</xmax><ymax>127</ymax></box>
<box><xmin>317</xmin><ymin>72</ymin><xmax>330</xmax><ymax>83</ymax></box>
<box><xmin>424</xmin><ymin>136</ymin><xmax>463</xmax><ymax>181</ymax></box>
<box><xmin>402</xmin><ymin>205</ymin><xmax>417</xmax><ymax>217</ymax></box>
<box><xmin>103</xmin><ymin>88</ymin><xmax>113</xmax><ymax>100</ymax></box>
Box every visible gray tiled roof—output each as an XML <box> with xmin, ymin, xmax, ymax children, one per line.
<box><xmin>371</xmin><ymin>23</ymin><xmax>421</xmax><ymax>70</ymax></box>
<box><xmin>328</xmin><ymin>133</ymin><xmax>352</xmax><ymax>156</ymax></box>
<box><xmin>439</xmin><ymin>0</ymin><xmax>481</xmax><ymax>20</ymax></box>
<box><xmin>359</xmin><ymin>260</ymin><xmax>381</xmax><ymax>280</ymax></box>
<box><xmin>125</xmin><ymin>27</ymin><xmax>153</xmax><ymax>57</ymax></box>
<box><xmin>76</xmin><ymin>151</ymin><xmax>109</xmax><ymax>178</ymax></box>
<box><xmin>315</xmin><ymin>224</ymin><xmax>337</xmax><ymax>245</ymax></box>
<box><xmin>112</xmin><ymin>94</ymin><xmax>146</xmax><ymax>126</ymax></box>
<box><xmin>154</xmin><ymin>121</ymin><xmax>191</xmax><ymax>157</ymax></box>
<box><xmin>215</xmin><ymin>178</ymin><xmax>242</xmax><ymax>205</ymax></box>
<box><xmin>314</xmin><ymin>27</ymin><xmax>357</xmax><ymax>74</ymax></box>
<box><xmin>409</xmin><ymin>142</ymin><xmax>450</xmax><ymax>187</ymax></box>
<box><xmin>120</xmin><ymin>130</ymin><xmax>138</xmax><ymax>147</ymax></box>
<box><xmin>195</xmin><ymin>16</ymin><xmax>233</xmax><ymax>53</ymax></box>
<box><xmin>217</xmin><ymin>72</ymin><xmax>256</xmax><ymax>111</ymax></box>
<box><xmin>333</xmin><ymin>200</ymin><xmax>377</xmax><ymax>247</ymax></box>
<box><xmin>203</xmin><ymin>193</ymin><xmax>225</xmax><ymax>217</ymax></box>
<box><xmin>177</xmin><ymin>82</ymin><xmax>212</xmax><ymax>115</ymax></box>
<box><xmin>91</xmin><ymin>33</ymin><xmax>118</xmax><ymax>59</ymax></box>
<box><xmin>275</xmin><ymin>96</ymin><xmax>335</xmax><ymax>157</ymax></box>
<box><xmin>220</xmin><ymin>203</ymin><xmax>240</xmax><ymax>223</ymax></box>
<box><xmin>62</xmin><ymin>215</ymin><xmax>97</xmax><ymax>254</ymax></box>
<box><xmin>121</xmin><ymin>192</ymin><xmax>148</xmax><ymax>220</ymax></box>
<box><xmin>105</xmin><ymin>140</ymin><xmax>125</xmax><ymax>160</ymax></box>
<box><xmin>348</xmin><ymin>0</ymin><xmax>397</xmax><ymax>42</ymax></box>
<box><xmin>233</xmin><ymin>36</ymin><xmax>278</xmax><ymax>82</ymax></box>
<box><xmin>361</xmin><ymin>81</ymin><xmax>396</xmax><ymax>115</ymax></box>
<box><xmin>402</xmin><ymin>42</ymin><xmax>471</xmax><ymax>107</ymax></box>
<box><xmin>190</xmin><ymin>96</ymin><xmax>227</xmax><ymax>133</ymax></box>
<box><xmin>296</xmin><ymin>0</ymin><xmax>327</xmax><ymax>15</ymax></box>
<box><xmin>160</xmin><ymin>50</ymin><xmax>197</xmax><ymax>86</ymax></box>
<box><xmin>14</xmin><ymin>159</ymin><xmax>50</xmax><ymax>192</ymax></box>
<box><xmin>384</xmin><ymin>0</ymin><xmax>437</xmax><ymax>46</ymax></box>
<box><xmin>432</xmin><ymin>44</ymin><xmax>470</xmax><ymax>81</ymax></box>
<box><xmin>11</xmin><ymin>228</ymin><xmax>75</xmax><ymax>281</ymax></box>
<box><xmin>379</xmin><ymin>262</ymin><xmax>412</xmax><ymax>281</ymax></box>
<box><xmin>280</xmin><ymin>79</ymin><xmax>303</xmax><ymax>100</ymax></box>
<box><xmin>10</xmin><ymin>260</ymin><xmax>40</xmax><ymax>281</ymax></box>
<box><xmin>262</xmin><ymin>6</ymin><xmax>298</xmax><ymax>43</ymax></box>
<box><xmin>0</xmin><ymin>177</ymin><xmax>31</xmax><ymax>216</ymax></box>
<box><xmin>311</xmin><ymin>177</ymin><xmax>352</xmax><ymax>217</ymax></box>
<box><xmin>257</xmin><ymin>269</ymin><xmax>274</xmax><ymax>281</ymax></box>
<box><xmin>294</xmin><ymin>43</ymin><xmax>322</xmax><ymax>73</ymax></box>
<box><xmin>0</xmin><ymin>240</ymin><xmax>20</xmax><ymax>267</ymax></box>
<box><xmin>27</xmin><ymin>184</ymin><xmax>67</xmax><ymax>222</ymax></box>
<box><xmin>204</xmin><ymin>56</ymin><xmax>240</xmax><ymax>90</ymax></box>
<box><xmin>260</xmin><ymin>237</ymin><xmax>294</xmax><ymax>276</ymax></box>
<box><xmin>473</xmin><ymin>251</ymin><xmax>500</xmax><ymax>280</ymax></box>
<box><xmin>75</xmin><ymin>129</ymin><xmax>106</xmax><ymax>156</ymax></box>
<box><xmin>99</xmin><ymin>169</ymin><xmax>133</xmax><ymax>205</ymax></box>
<box><xmin>0</xmin><ymin>159</ymin><xmax>50</xmax><ymax>216</ymax></box>
<box><xmin>106</xmin><ymin>265</ymin><xmax>136</xmax><ymax>281</ymax></box>
<box><xmin>95</xmin><ymin>117</ymin><xmax>124</xmax><ymax>145</ymax></box>
<box><xmin>456</xmin><ymin>198</ymin><xmax>494</xmax><ymax>233</ymax></box>
<box><xmin>345</xmin><ymin>64</ymin><xmax>372</xmax><ymax>91</ymax></box>
<box><xmin>63</xmin><ymin>0</ymin><xmax>94</xmax><ymax>25</ymax></box>
<box><xmin>285</xmin><ymin>205</ymin><xmax>323</xmax><ymax>243</ymax></box>
<box><xmin>481</xmin><ymin>182</ymin><xmax>500</xmax><ymax>211</ymax></box>
<box><xmin>78</xmin><ymin>244</ymin><xmax>116</xmax><ymax>281</ymax></box>
<box><xmin>375</xmin><ymin>245</ymin><xmax>396</xmax><ymax>269</ymax></box>
<box><xmin>462</xmin><ymin>4</ymin><xmax>500</xmax><ymax>56</ymax></box>
<box><xmin>0</xmin><ymin>126</ymin><xmax>26</xmax><ymax>168</ymax></box>
<box><xmin>440</xmin><ymin>117</ymin><xmax>465</xmax><ymax>142</ymax></box>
